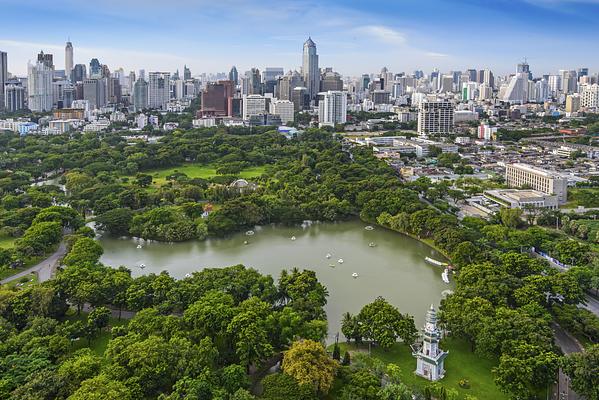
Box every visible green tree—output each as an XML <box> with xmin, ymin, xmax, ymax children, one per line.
<box><xmin>282</xmin><ymin>339</ymin><xmax>338</xmax><ymax>395</ymax></box>
<box><xmin>561</xmin><ymin>344</ymin><xmax>599</xmax><ymax>400</ymax></box>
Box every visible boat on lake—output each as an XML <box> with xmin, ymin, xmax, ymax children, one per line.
<box><xmin>364</xmin><ymin>226</ymin><xmax>374</xmax><ymax>231</ymax></box>
<box><xmin>352</xmin><ymin>272</ymin><xmax>359</xmax><ymax>278</ymax></box>
<box><xmin>368</xmin><ymin>242</ymin><xmax>376</xmax><ymax>247</ymax></box>
<box><xmin>441</xmin><ymin>268</ymin><xmax>450</xmax><ymax>284</ymax></box>
<box><xmin>425</xmin><ymin>257</ymin><xmax>448</xmax><ymax>267</ymax></box>
<box><xmin>338</xmin><ymin>258</ymin><xmax>344</xmax><ymax>264</ymax></box>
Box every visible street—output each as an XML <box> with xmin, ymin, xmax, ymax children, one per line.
<box><xmin>0</xmin><ymin>242</ymin><xmax>67</xmax><ymax>285</ymax></box>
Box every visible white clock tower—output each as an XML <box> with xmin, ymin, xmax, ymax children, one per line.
<box><xmin>412</xmin><ymin>304</ymin><xmax>448</xmax><ymax>381</ymax></box>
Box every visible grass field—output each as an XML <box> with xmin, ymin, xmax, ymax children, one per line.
<box><xmin>564</xmin><ymin>188</ymin><xmax>599</xmax><ymax>208</ymax></box>
<box><xmin>66</xmin><ymin>310</ymin><xmax>129</xmax><ymax>356</ymax></box>
<box><xmin>333</xmin><ymin>337</ymin><xmax>509</xmax><ymax>400</ymax></box>
<box><xmin>128</xmin><ymin>163</ymin><xmax>267</xmax><ymax>186</ymax></box>
<box><xmin>0</xmin><ymin>273</ymin><xmax>38</xmax><ymax>290</ymax></box>
<box><xmin>0</xmin><ymin>234</ymin><xmax>16</xmax><ymax>249</ymax></box>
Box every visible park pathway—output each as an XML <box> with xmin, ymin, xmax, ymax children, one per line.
<box><xmin>1</xmin><ymin>242</ymin><xmax>67</xmax><ymax>285</ymax></box>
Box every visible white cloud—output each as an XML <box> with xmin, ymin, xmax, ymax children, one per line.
<box><xmin>354</xmin><ymin>25</ymin><xmax>407</xmax><ymax>45</ymax></box>
<box><xmin>425</xmin><ymin>52</ymin><xmax>449</xmax><ymax>58</ymax></box>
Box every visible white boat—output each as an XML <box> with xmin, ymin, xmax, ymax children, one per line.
<box><xmin>364</xmin><ymin>226</ymin><xmax>374</xmax><ymax>231</ymax></box>
<box><xmin>441</xmin><ymin>268</ymin><xmax>450</xmax><ymax>284</ymax></box>
<box><xmin>243</xmin><ymin>240</ymin><xmax>249</xmax><ymax>245</ymax></box>
<box><xmin>352</xmin><ymin>273</ymin><xmax>359</xmax><ymax>278</ymax></box>
<box><xmin>291</xmin><ymin>236</ymin><xmax>296</xmax><ymax>241</ymax></box>
<box><xmin>368</xmin><ymin>242</ymin><xmax>376</xmax><ymax>247</ymax></box>
<box><xmin>139</xmin><ymin>263</ymin><xmax>146</xmax><ymax>269</ymax></box>
<box><xmin>328</xmin><ymin>264</ymin><xmax>335</xmax><ymax>268</ymax></box>
<box><xmin>185</xmin><ymin>273</ymin><xmax>191</xmax><ymax>278</ymax></box>
<box><xmin>338</xmin><ymin>259</ymin><xmax>344</xmax><ymax>264</ymax></box>
<box><xmin>245</xmin><ymin>230</ymin><xmax>255</xmax><ymax>236</ymax></box>
<box><xmin>425</xmin><ymin>257</ymin><xmax>448</xmax><ymax>267</ymax></box>
<box><xmin>326</xmin><ymin>253</ymin><xmax>332</xmax><ymax>259</ymax></box>
<box><xmin>136</xmin><ymin>244</ymin><xmax>142</xmax><ymax>249</ymax></box>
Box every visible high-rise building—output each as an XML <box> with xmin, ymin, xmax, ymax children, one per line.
<box><xmin>228</xmin><ymin>66</ymin><xmax>238</xmax><ymax>85</ymax></box>
<box><xmin>242</xmin><ymin>94</ymin><xmax>266</xmax><ymax>120</ymax></box>
<box><xmin>502</xmin><ymin>72</ymin><xmax>529</xmax><ymax>104</ymax></box>
<box><xmin>291</xmin><ymin>86</ymin><xmax>309</xmax><ymax>112</ymax></box>
<box><xmin>505</xmin><ymin>163</ymin><xmax>567</xmax><ymax>204</ymax></box>
<box><xmin>37</xmin><ymin>51</ymin><xmax>54</xmax><ymax>70</ymax></box>
<box><xmin>147</xmin><ymin>72</ymin><xmax>170</xmax><ymax>109</ymax></box>
<box><xmin>0</xmin><ymin>51</ymin><xmax>7</xmax><ymax>111</ymax></box>
<box><xmin>83</xmin><ymin>78</ymin><xmax>106</xmax><ymax>110</ymax></box>
<box><xmin>466</xmin><ymin>69</ymin><xmax>477</xmax><ymax>82</ymax></box>
<box><xmin>248</xmin><ymin>68</ymin><xmax>262</xmax><ymax>95</ymax></box>
<box><xmin>4</xmin><ymin>82</ymin><xmax>25</xmax><ymax>112</ymax></box>
<box><xmin>89</xmin><ymin>58</ymin><xmax>102</xmax><ymax>78</ymax></box>
<box><xmin>133</xmin><ymin>78</ymin><xmax>148</xmax><ymax>111</ymax></box>
<box><xmin>517</xmin><ymin>60</ymin><xmax>532</xmax><ymax>80</ymax></box>
<box><xmin>302</xmin><ymin>37</ymin><xmax>319</xmax><ymax>101</ymax></box>
<box><xmin>483</xmin><ymin>69</ymin><xmax>494</xmax><ymax>88</ymax></box>
<box><xmin>417</xmin><ymin>98</ymin><xmax>454</xmax><ymax>135</ymax></box>
<box><xmin>565</xmin><ymin>94</ymin><xmax>581</xmax><ymax>113</ymax></box>
<box><xmin>263</xmin><ymin>67</ymin><xmax>284</xmax><ymax>94</ymax></box>
<box><xmin>318</xmin><ymin>90</ymin><xmax>347</xmax><ymax>127</ymax></box>
<box><xmin>71</xmin><ymin>64</ymin><xmax>86</xmax><ymax>83</ymax></box>
<box><xmin>581</xmin><ymin>84</ymin><xmax>599</xmax><ymax>109</ymax></box>
<box><xmin>320</xmin><ymin>70</ymin><xmax>343</xmax><ymax>92</ymax></box>
<box><xmin>276</xmin><ymin>70</ymin><xmax>304</xmax><ymax>101</ymax></box>
<box><xmin>183</xmin><ymin>65</ymin><xmax>191</xmax><ymax>80</ymax></box>
<box><xmin>65</xmin><ymin>41</ymin><xmax>73</xmax><ymax>78</ymax></box>
<box><xmin>28</xmin><ymin>61</ymin><xmax>54</xmax><ymax>112</ymax></box>
<box><xmin>578</xmin><ymin>68</ymin><xmax>589</xmax><ymax>78</ymax></box>
<box><xmin>201</xmin><ymin>80</ymin><xmax>234</xmax><ymax>117</ymax></box>
<box><xmin>270</xmin><ymin>99</ymin><xmax>294</xmax><ymax>124</ymax></box>
<box><xmin>439</xmin><ymin>75</ymin><xmax>454</xmax><ymax>93</ymax></box>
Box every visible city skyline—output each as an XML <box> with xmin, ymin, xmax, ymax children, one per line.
<box><xmin>1</xmin><ymin>0</ymin><xmax>599</xmax><ymax>76</ymax></box>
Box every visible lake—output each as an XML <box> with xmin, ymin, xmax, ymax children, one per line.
<box><xmin>98</xmin><ymin>220</ymin><xmax>453</xmax><ymax>341</ymax></box>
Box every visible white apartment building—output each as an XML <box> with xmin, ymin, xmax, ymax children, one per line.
<box><xmin>505</xmin><ymin>163</ymin><xmax>568</xmax><ymax>204</ymax></box>
<box><xmin>581</xmin><ymin>84</ymin><xmax>599</xmax><ymax>109</ymax></box>
<box><xmin>318</xmin><ymin>90</ymin><xmax>347</xmax><ymax>127</ymax></box>
<box><xmin>270</xmin><ymin>100</ymin><xmax>294</xmax><ymax>124</ymax></box>
<box><xmin>417</xmin><ymin>98</ymin><xmax>454</xmax><ymax>135</ymax></box>
<box><xmin>242</xmin><ymin>94</ymin><xmax>266</xmax><ymax>121</ymax></box>
<box><xmin>28</xmin><ymin>62</ymin><xmax>54</xmax><ymax>112</ymax></box>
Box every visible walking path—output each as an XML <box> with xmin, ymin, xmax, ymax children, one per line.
<box><xmin>0</xmin><ymin>242</ymin><xmax>67</xmax><ymax>285</ymax></box>
<box><xmin>551</xmin><ymin>323</ymin><xmax>584</xmax><ymax>400</ymax></box>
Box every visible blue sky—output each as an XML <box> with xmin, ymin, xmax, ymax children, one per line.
<box><xmin>1</xmin><ymin>0</ymin><xmax>598</xmax><ymax>77</ymax></box>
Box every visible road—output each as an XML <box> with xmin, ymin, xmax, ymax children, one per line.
<box><xmin>0</xmin><ymin>242</ymin><xmax>67</xmax><ymax>285</ymax></box>
<box><xmin>551</xmin><ymin>324</ymin><xmax>584</xmax><ymax>400</ymax></box>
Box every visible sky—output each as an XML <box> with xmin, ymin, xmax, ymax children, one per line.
<box><xmin>1</xmin><ymin>0</ymin><xmax>599</xmax><ymax>78</ymax></box>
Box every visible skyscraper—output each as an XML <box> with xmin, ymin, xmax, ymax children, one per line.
<box><xmin>89</xmin><ymin>58</ymin><xmax>102</xmax><ymax>78</ymax></box>
<box><xmin>228</xmin><ymin>66</ymin><xmax>238</xmax><ymax>85</ymax></box>
<box><xmin>0</xmin><ymin>51</ymin><xmax>7</xmax><ymax>111</ymax></box>
<box><xmin>147</xmin><ymin>72</ymin><xmax>170</xmax><ymax>109</ymax></box>
<box><xmin>417</xmin><ymin>98</ymin><xmax>454</xmax><ymax>135</ymax></box>
<box><xmin>83</xmin><ymin>78</ymin><xmax>106</xmax><ymax>110</ymax></box>
<box><xmin>65</xmin><ymin>41</ymin><xmax>73</xmax><ymax>78</ymax></box>
<box><xmin>71</xmin><ymin>64</ymin><xmax>86</xmax><ymax>83</ymax></box>
<box><xmin>28</xmin><ymin>61</ymin><xmax>54</xmax><ymax>112</ymax></box>
<box><xmin>302</xmin><ymin>37</ymin><xmax>319</xmax><ymax>101</ymax></box>
<box><xmin>37</xmin><ymin>51</ymin><xmax>54</xmax><ymax>70</ymax></box>
<box><xmin>133</xmin><ymin>78</ymin><xmax>148</xmax><ymax>111</ymax></box>
<box><xmin>318</xmin><ymin>90</ymin><xmax>347</xmax><ymax>127</ymax></box>
<box><xmin>183</xmin><ymin>65</ymin><xmax>191</xmax><ymax>80</ymax></box>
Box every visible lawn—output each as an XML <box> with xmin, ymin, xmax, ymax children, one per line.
<box><xmin>128</xmin><ymin>163</ymin><xmax>267</xmax><ymax>186</ymax></box>
<box><xmin>334</xmin><ymin>337</ymin><xmax>509</xmax><ymax>400</ymax></box>
<box><xmin>0</xmin><ymin>234</ymin><xmax>16</xmax><ymax>249</ymax></box>
<box><xmin>564</xmin><ymin>188</ymin><xmax>599</xmax><ymax>208</ymax></box>
<box><xmin>0</xmin><ymin>273</ymin><xmax>38</xmax><ymax>290</ymax></box>
<box><xmin>66</xmin><ymin>309</ymin><xmax>129</xmax><ymax>356</ymax></box>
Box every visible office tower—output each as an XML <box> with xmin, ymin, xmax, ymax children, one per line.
<box><xmin>37</xmin><ymin>51</ymin><xmax>54</xmax><ymax>70</ymax></box>
<box><xmin>71</xmin><ymin>64</ymin><xmax>86</xmax><ymax>83</ymax></box>
<box><xmin>201</xmin><ymin>80</ymin><xmax>233</xmax><ymax>117</ymax></box>
<box><xmin>417</xmin><ymin>98</ymin><xmax>454</xmax><ymax>135</ymax></box>
<box><xmin>242</xmin><ymin>94</ymin><xmax>266</xmax><ymax>120</ymax></box>
<box><xmin>277</xmin><ymin>70</ymin><xmax>304</xmax><ymax>101</ymax></box>
<box><xmin>147</xmin><ymin>72</ymin><xmax>170</xmax><ymax>109</ymax></box>
<box><xmin>318</xmin><ymin>90</ymin><xmax>347</xmax><ymax>127</ymax></box>
<box><xmin>535</xmin><ymin>79</ymin><xmax>549</xmax><ymax>102</ymax></box>
<box><xmin>263</xmin><ymin>67</ymin><xmax>284</xmax><ymax>94</ymax></box>
<box><xmin>320</xmin><ymin>70</ymin><xmax>343</xmax><ymax>92</ymax></box>
<box><xmin>83</xmin><ymin>78</ymin><xmax>106</xmax><ymax>109</ymax></box>
<box><xmin>228</xmin><ymin>66</ymin><xmax>238</xmax><ymax>85</ymax></box>
<box><xmin>291</xmin><ymin>87</ymin><xmax>309</xmax><ymax>111</ymax></box>
<box><xmin>439</xmin><ymin>75</ymin><xmax>454</xmax><ymax>93</ymax></box>
<box><xmin>560</xmin><ymin>70</ymin><xmax>577</xmax><ymax>94</ymax></box>
<box><xmin>414</xmin><ymin>70</ymin><xmax>424</xmax><ymax>79</ymax></box>
<box><xmin>247</xmin><ymin>68</ymin><xmax>262</xmax><ymax>95</ymax></box>
<box><xmin>478</xmin><ymin>84</ymin><xmax>493</xmax><ymax>100</ymax></box>
<box><xmin>0</xmin><ymin>51</ymin><xmax>6</xmax><ymax>110</ymax></box>
<box><xmin>517</xmin><ymin>60</ymin><xmax>532</xmax><ymax>80</ymax></box>
<box><xmin>505</xmin><ymin>163</ymin><xmax>567</xmax><ymax>204</ymax></box>
<box><xmin>466</xmin><ymin>69</ymin><xmax>477</xmax><ymax>82</ymax></box>
<box><xmin>361</xmin><ymin>74</ymin><xmax>370</xmax><ymax>91</ymax></box>
<box><xmin>4</xmin><ymin>82</ymin><xmax>25</xmax><ymax>112</ymax></box>
<box><xmin>302</xmin><ymin>37</ymin><xmax>319</xmax><ymax>101</ymax></box>
<box><xmin>52</xmin><ymin>79</ymin><xmax>72</xmax><ymax>108</ymax></box>
<box><xmin>578</xmin><ymin>68</ymin><xmax>589</xmax><ymax>78</ymax></box>
<box><xmin>133</xmin><ymin>78</ymin><xmax>148</xmax><ymax>111</ymax></box>
<box><xmin>565</xmin><ymin>94</ymin><xmax>581</xmax><ymax>113</ymax></box>
<box><xmin>65</xmin><ymin>41</ymin><xmax>73</xmax><ymax>78</ymax></box>
<box><xmin>581</xmin><ymin>84</ymin><xmax>599</xmax><ymax>108</ymax></box>
<box><xmin>502</xmin><ymin>70</ymin><xmax>529</xmax><ymax>104</ymax></box>
<box><xmin>27</xmin><ymin>62</ymin><xmax>54</xmax><ymax>112</ymax></box>
<box><xmin>483</xmin><ymin>69</ymin><xmax>494</xmax><ymax>88</ymax></box>
<box><xmin>462</xmin><ymin>82</ymin><xmax>478</xmax><ymax>100</ymax></box>
<box><xmin>107</xmin><ymin>77</ymin><xmax>121</xmax><ymax>104</ymax></box>
<box><xmin>183</xmin><ymin>65</ymin><xmax>191</xmax><ymax>80</ymax></box>
<box><xmin>548</xmin><ymin>75</ymin><xmax>561</xmax><ymax>96</ymax></box>
<box><xmin>270</xmin><ymin>100</ymin><xmax>294</xmax><ymax>124</ymax></box>
<box><xmin>89</xmin><ymin>58</ymin><xmax>102</xmax><ymax>78</ymax></box>
<box><xmin>371</xmin><ymin>90</ymin><xmax>390</xmax><ymax>104</ymax></box>
<box><xmin>477</xmin><ymin>69</ymin><xmax>485</xmax><ymax>84</ymax></box>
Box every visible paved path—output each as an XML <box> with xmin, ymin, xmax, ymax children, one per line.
<box><xmin>1</xmin><ymin>242</ymin><xmax>67</xmax><ymax>285</ymax></box>
<box><xmin>551</xmin><ymin>324</ymin><xmax>584</xmax><ymax>400</ymax></box>
<box><xmin>580</xmin><ymin>295</ymin><xmax>599</xmax><ymax>317</ymax></box>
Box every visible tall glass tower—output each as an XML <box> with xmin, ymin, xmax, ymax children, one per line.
<box><xmin>302</xmin><ymin>37</ymin><xmax>319</xmax><ymax>101</ymax></box>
